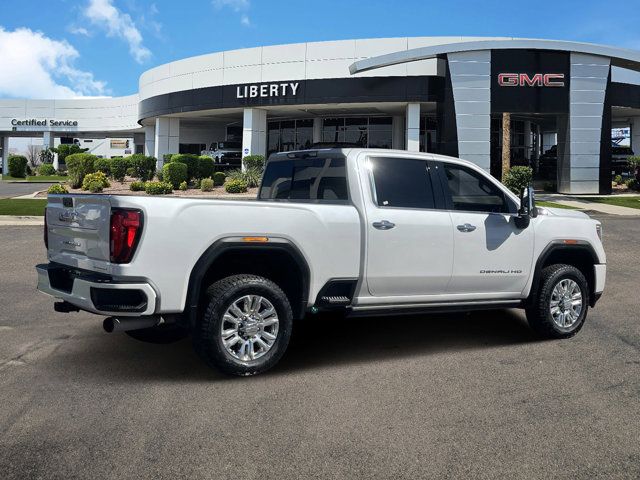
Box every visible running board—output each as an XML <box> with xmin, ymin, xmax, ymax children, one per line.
<box><xmin>347</xmin><ymin>300</ymin><xmax>523</xmax><ymax>317</ymax></box>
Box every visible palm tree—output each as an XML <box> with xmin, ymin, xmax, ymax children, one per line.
<box><xmin>501</xmin><ymin>112</ymin><xmax>511</xmax><ymax>181</ymax></box>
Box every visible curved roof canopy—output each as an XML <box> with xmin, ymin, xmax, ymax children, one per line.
<box><xmin>349</xmin><ymin>38</ymin><xmax>640</xmax><ymax>75</ymax></box>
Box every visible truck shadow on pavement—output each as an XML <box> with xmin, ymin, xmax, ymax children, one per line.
<box><xmin>49</xmin><ymin>308</ymin><xmax>539</xmax><ymax>381</ymax></box>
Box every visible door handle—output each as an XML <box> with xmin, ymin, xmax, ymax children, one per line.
<box><xmin>372</xmin><ymin>220</ymin><xmax>395</xmax><ymax>230</ymax></box>
<box><xmin>457</xmin><ymin>223</ymin><xmax>476</xmax><ymax>232</ymax></box>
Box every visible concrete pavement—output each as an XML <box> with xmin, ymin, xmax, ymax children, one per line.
<box><xmin>538</xmin><ymin>193</ymin><xmax>640</xmax><ymax>216</ymax></box>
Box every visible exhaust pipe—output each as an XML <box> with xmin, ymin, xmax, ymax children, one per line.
<box><xmin>103</xmin><ymin>316</ymin><xmax>162</xmax><ymax>333</ymax></box>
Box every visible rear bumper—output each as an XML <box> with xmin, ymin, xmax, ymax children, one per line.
<box><xmin>36</xmin><ymin>263</ymin><xmax>157</xmax><ymax>316</ymax></box>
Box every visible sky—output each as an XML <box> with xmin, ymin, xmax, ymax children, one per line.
<box><xmin>0</xmin><ymin>0</ymin><xmax>639</xmax><ymax>99</ymax></box>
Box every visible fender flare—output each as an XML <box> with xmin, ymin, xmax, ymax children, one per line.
<box><xmin>184</xmin><ymin>239</ymin><xmax>311</xmax><ymax>327</ymax></box>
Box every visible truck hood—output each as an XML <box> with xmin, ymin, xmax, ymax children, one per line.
<box><xmin>539</xmin><ymin>206</ymin><xmax>590</xmax><ymax>219</ymax></box>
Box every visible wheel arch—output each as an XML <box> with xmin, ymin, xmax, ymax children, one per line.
<box><xmin>184</xmin><ymin>239</ymin><xmax>311</xmax><ymax>328</ymax></box>
<box><xmin>528</xmin><ymin>241</ymin><xmax>599</xmax><ymax>307</ymax></box>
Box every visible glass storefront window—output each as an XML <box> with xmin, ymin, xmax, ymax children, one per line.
<box><xmin>268</xmin><ymin>119</ymin><xmax>315</xmax><ymax>155</ymax></box>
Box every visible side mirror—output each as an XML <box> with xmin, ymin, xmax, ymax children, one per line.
<box><xmin>515</xmin><ymin>185</ymin><xmax>537</xmax><ymax>229</ymax></box>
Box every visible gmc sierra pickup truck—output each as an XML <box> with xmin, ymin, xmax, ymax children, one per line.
<box><xmin>37</xmin><ymin>148</ymin><xmax>606</xmax><ymax>376</ymax></box>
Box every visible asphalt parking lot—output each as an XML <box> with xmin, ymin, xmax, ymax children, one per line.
<box><xmin>0</xmin><ymin>216</ymin><xmax>638</xmax><ymax>479</ymax></box>
<box><xmin>0</xmin><ymin>181</ymin><xmax>53</xmax><ymax>199</ymax></box>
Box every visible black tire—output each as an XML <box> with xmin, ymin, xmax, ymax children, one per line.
<box><xmin>194</xmin><ymin>274</ymin><xmax>293</xmax><ymax>376</ymax></box>
<box><xmin>125</xmin><ymin>324</ymin><xmax>189</xmax><ymax>344</ymax></box>
<box><xmin>526</xmin><ymin>264</ymin><xmax>589</xmax><ymax>339</ymax></box>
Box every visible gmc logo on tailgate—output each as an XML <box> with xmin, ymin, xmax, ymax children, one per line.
<box><xmin>498</xmin><ymin>73</ymin><xmax>565</xmax><ymax>87</ymax></box>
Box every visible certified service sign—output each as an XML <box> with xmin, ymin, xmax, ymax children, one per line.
<box><xmin>11</xmin><ymin>119</ymin><xmax>79</xmax><ymax>127</ymax></box>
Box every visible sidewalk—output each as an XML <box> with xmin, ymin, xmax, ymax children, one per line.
<box><xmin>0</xmin><ymin>216</ymin><xmax>44</xmax><ymax>226</ymax></box>
<box><xmin>537</xmin><ymin>193</ymin><xmax>640</xmax><ymax>216</ymax></box>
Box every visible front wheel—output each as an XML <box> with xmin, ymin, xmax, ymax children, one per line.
<box><xmin>526</xmin><ymin>264</ymin><xmax>589</xmax><ymax>339</ymax></box>
<box><xmin>194</xmin><ymin>274</ymin><xmax>293</xmax><ymax>376</ymax></box>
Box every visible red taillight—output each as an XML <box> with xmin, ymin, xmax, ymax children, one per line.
<box><xmin>44</xmin><ymin>208</ymin><xmax>48</xmax><ymax>249</ymax></box>
<box><xmin>110</xmin><ymin>209</ymin><xmax>143</xmax><ymax>263</ymax></box>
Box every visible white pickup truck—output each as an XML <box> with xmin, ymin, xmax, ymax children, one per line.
<box><xmin>37</xmin><ymin>148</ymin><xmax>606</xmax><ymax>376</ymax></box>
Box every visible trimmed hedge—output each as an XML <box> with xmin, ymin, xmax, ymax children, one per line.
<box><xmin>200</xmin><ymin>178</ymin><xmax>214</xmax><ymax>192</ymax></box>
<box><xmin>170</xmin><ymin>154</ymin><xmax>199</xmax><ymax>180</ymax></box>
<box><xmin>47</xmin><ymin>184</ymin><xmax>68</xmax><ymax>194</ymax></box>
<box><xmin>128</xmin><ymin>154</ymin><xmax>156</xmax><ymax>181</ymax></box>
<box><xmin>94</xmin><ymin>158</ymin><xmax>111</xmax><ymax>176</ymax></box>
<box><xmin>82</xmin><ymin>171</ymin><xmax>110</xmax><ymax>193</ymax></box>
<box><xmin>130</xmin><ymin>180</ymin><xmax>145</xmax><ymax>191</ymax></box>
<box><xmin>66</xmin><ymin>153</ymin><xmax>97</xmax><ymax>188</ymax></box>
<box><xmin>198</xmin><ymin>156</ymin><xmax>214</xmax><ymax>179</ymax></box>
<box><xmin>162</xmin><ymin>153</ymin><xmax>175</xmax><ymax>163</ymax></box>
<box><xmin>213</xmin><ymin>171</ymin><xmax>226</xmax><ymax>186</ymax></box>
<box><xmin>179</xmin><ymin>180</ymin><xmax>188</xmax><ymax>191</ymax></box>
<box><xmin>38</xmin><ymin>163</ymin><xmax>56</xmax><ymax>176</ymax></box>
<box><xmin>225</xmin><ymin>179</ymin><xmax>248</xmax><ymax>193</ymax></box>
<box><xmin>162</xmin><ymin>162</ymin><xmax>188</xmax><ymax>189</ymax></box>
<box><xmin>7</xmin><ymin>155</ymin><xmax>28</xmax><ymax>178</ymax></box>
<box><xmin>242</xmin><ymin>155</ymin><xmax>265</xmax><ymax>172</ymax></box>
<box><xmin>110</xmin><ymin>157</ymin><xmax>128</xmax><ymax>182</ymax></box>
<box><xmin>144</xmin><ymin>181</ymin><xmax>173</xmax><ymax>195</ymax></box>
<box><xmin>503</xmin><ymin>166</ymin><xmax>533</xmax><ymax>194</ymax></box>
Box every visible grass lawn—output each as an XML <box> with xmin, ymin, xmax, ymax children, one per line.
<box><xmin>1</xmin><ymin>175</ymin><xmax>67</xmax><ymax>182</ymax></box>
<box><xmin>537</xmin><ymin>201</ymin><xmax>579</xmax><ymax>210</ymax></box>
<box><xmin>587</xmin><ymin>196</ymin><xmax>640</xmax><ymax>210</ymax></box>
<box><xmin>0</xmin><ymin>199</ymin><xmax>47</xmax><ymax>216</ymax></box>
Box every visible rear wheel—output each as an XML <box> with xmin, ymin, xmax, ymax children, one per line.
<box><xmin>194</xmin><ymin>274</ymin><xmax>293</xmax><ymax>376</ymax></box>
<box><xmin>526</xmin><ymin>264</ymin><xmax>589</xmax><ymax>339</ymax></box>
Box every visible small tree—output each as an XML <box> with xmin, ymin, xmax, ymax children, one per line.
<box><xmin>26</xmin><ymin>144</ymin><xmax>42</xmax><ymax>167</ymax></box>
<box><xmin>54</xmin><ymin>144</ymin><xmax>88</xmax><ymax>167</ymax></box>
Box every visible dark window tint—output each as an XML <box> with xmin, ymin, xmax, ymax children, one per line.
<box><xmin>443</xmin><ymin>164</ymin><xmax>509</xmax><ymax>213</ymax></box>
<box><xmin>259</xmin><ymin>157</ymin><xmax>348</xmax><ymax>201</ymax></box>
<box><xmin>370</xmin><ymin>157</ymin><xmax>434</xmax><ymax>208</ymax></box>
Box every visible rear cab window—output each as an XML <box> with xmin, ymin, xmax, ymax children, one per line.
<box><xmin>259</xmin><ymin>152</ymin><xmax>349</xmax><ymax>202</ymax></box>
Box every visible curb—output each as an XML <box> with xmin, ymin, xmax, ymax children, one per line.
<box><xmin>0</xmin><ymin>215</ymin><xmax>44</xmax><ymax>226</ymax></box>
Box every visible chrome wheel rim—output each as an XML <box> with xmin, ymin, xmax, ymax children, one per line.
<box><xmin>220</xmin><ymin>295</ymin><xmax>279</xmax><ymax>362</ymax></box>
<box><xmin>550</xmin><ymin>279</ymin><xmax>583</xmax><ymax>329</ymax></box>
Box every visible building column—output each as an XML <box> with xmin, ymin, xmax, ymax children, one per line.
<box><xmin>144</xmin><ymin>125</ymin><xmax>156</xmax><ymax>158</ymax></box>
<box><xmin>406</xmin><ymin>103</ymin><xmax>420</xmax><ymax>152</ymax></box>
<box><xmin>523</xmin><ymin>120</ymin><xmax>532</xmax><ymax>161</ymax></box>
<box><xmin>242</xmin><ymin>108</ymin><xmax>267</xmax><ymax>167</ymax></box>
<box><xmin>1</xmin><ymin>137</ymin><xmax>9</xmax><ymax>176</ymax></box>
<box><xmin>154</xmin><ymin>118</ymin><xmax>179</xmax><ymax>168</ymax></box>
<box><xmin>392</xmin><ymin>115</ymin><xmax>405</xmax><ymax>150</ymax></box>
<box><xmin>312</xmin><ymin>117</ymin><xmax>322</xmax><ymax>144</ymax></box>
<box><xmin>632</xmin><ymin>117</ymin><xmax>640</xmax><ymax>158</ymax></box>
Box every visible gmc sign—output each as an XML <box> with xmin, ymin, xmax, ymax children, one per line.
<box><xmin>498</xmin><ymin>73</ymin><xmax>565</xmax><ymax>87</ymax></box>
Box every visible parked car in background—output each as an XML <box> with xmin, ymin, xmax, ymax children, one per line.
<box><xmin>200</xmin><ymin>141</ymin><xmax>242</xmax><ymax>167</ymax></box>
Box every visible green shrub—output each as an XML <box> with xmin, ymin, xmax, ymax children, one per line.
<box><xmin>126</xmin><ymin>167</ymin><xmax>136</xmax><ymax>177</ymax></box>
<box><xmin>47</xmin><ymin>184</ymin><xmax>68</xmax><ymax>194</ymax></box>
<box><xmin>503</xmin><ymin>166</ymin><xmax>533</xmax><ymax>194</ymax></box>
<box><xmin>225</xmin><ymin>179</ymin><xmax>248</xmax><ymax>193</ymax></box>
<box><xmin>82</xmin><ymin>171</ymin><xmax>110</xmax><ymax>192</ymax></box>
<box><xmin>613</xmin><ymin>174</ymin><xmax>623</xmax><ymax>185</ymax></box>
<box><xmin>179</xmin><ymin>180</ymin><xmax>188</xmax><ymax>191</ymax></box>
<box><xmin>144</xmin><ymin>181</ymin><xmax>173</xmax><ymax>195</ymax></box>
<box><xmin>242</xmin><ymin>155</ymin><xmax>265</xmax><ymax>172</ymax></box>
<box><xmin>198</xmin><ymin>156</ymin><xmax>214</xmax><ymax>179</ymax></box>
<box><xmin>130</xmin><ymin>180</ymin><xmax>146</xmax><ymax>191</ymax></box>
<box><xmin>163</xmin><ymin>153</ymin><xmax>175</xmax><ymax>163</ymax></box>
<box><xmin>170</xmin><ymin>154</ymin><xmax>199</xmax><ymax>180</ymax></box>
<box><xmin>54</xmin><ymin>144</ymin><xmax>88</xmax><ymax>167</ymax></box>
<box><xmin>156</xmin><ymin>170</ymin><xmax>164</xmax><ymax>181</ymax></box>
<box><xmin>7</xmin><ymin>155</ymin><xmax>28</xmax><ymax>178</ymax></box>
<box><xmin>200</xmin><ymin>177</ymin><xmax>214</xmax><ymax>192</ymax></box>
<box><xmin>213</xmin><ymin>171</ymin><xmax>226</xmax><ymax>186</ymax></box>
<box><xmin>128</xmin><ymin>154</ymin><xmax>156</xmax><ymax>181</ymax></box>
<box><xmin>38</xmin><ymin>163</ymin><xmax>56</xmax><ymax>176</ymax></box>
<box><xmin>624</xmin><ymin>178</ymin><xmax>638</xmax><ymax>190</ymax></box>
<box><xmin>26</xmin><ymin>165</ymin><xmax>33</xmax><ymax>176</ymax></box>
<box><xmin>162</xmin><ymin>161</ymin><xmax>188</xmax><ymax>189</ymax></box>
<box><xmin>227</xmin><ymin>167</ymin><xmax>261</xmax><ymax>188</ymax></box>
<box><xmin>65</xmin><ymin>153</ymin><xmax>96</xmax><ymax>188</ymax></box>
<box><xmin>94</xmin><ymin>158</ymin><xmax>111</xmax><ymax>176</ymax></box>
<box><xmin>110</xmin><ymin>157</ymin><xmax>128</xmax><ymax>182</ymax></box>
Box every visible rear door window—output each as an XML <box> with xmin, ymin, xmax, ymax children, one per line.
<box><xmin>369</xmin><ymin>156</ymin><xmax>435</xmax><ymax>209</ymax></box>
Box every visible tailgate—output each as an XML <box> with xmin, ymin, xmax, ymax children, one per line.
<box><xmin>46</xmin><ymin>195</ymin><xmax>112</xmax><ymax>271</ymax></box>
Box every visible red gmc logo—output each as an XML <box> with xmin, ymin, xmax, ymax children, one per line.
<box><xmin>498</xmin><ymin>73</ymin><xmax>565</xmax><ymax>87</ymax></box>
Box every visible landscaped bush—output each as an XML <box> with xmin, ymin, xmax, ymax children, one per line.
<box><xmin>613</xmin><ymin>174</ymin><xmax>623</xmax><ymax>185</ymax></box>
<box><xmin>128</xmin><ymin>154</ymin><xmax>156</xmax><ymax>181</ymax></box>
<box><xmin>144</xmin><ymin>181</ymin><xmax>173</xmax><ymax>195</ymax></box>
<box><xmin>110</xmin><ymin>157</ymin><xmax>128</xmax><ymax>182</ymax></box>
<box><xmin>7</xmin><ymin>155</ymin><xmax>28</xmax><ymax>178</ymax></box>
<box><xmin>94</xmin><ymin>158</ymin><xmax>111</xmax><ymax>176</ymax></box>
<box><xmin>213</xmin><ymin>171</ymin><xmax>226</xmax><ymax>186</ymax></box>
<box><xmin>130</xmin><ymin>180</ymin><xmax>146</xmax><ymax>191</ymax></box>
<box><xmin>65</xmin><ymin>153</ymin><xmax>97</xmax><ymax>188</ymax></box>
<box><xmin>200</xmin><ymin>178</ymin><xmax>214</xmax><ymax>192</ymax></box>
<box><xmin>227</xmin><ymin>167</ymin><xmax>262</xmax><ymax>188</ymax></box>
<box><xmin>162</xmin><ymin>153</ymin><xmax>175</xmax><ymax>164</ymax></box>
<box><xmin>503</xmin><ymin>166</ymin><xmax>533</xmax><ymax>194</ymax></box>
<box><xmin>170</xmin><ymin>154</ymin><xmax>199</xmax><ymax>180</ymax></box>
<box><xmin>624</xmin><ymin>178</ymin><xmax>639</xmax><ymax>190</ymax></box>
<box><xmin>54</xmin><ymin>144</ymin><xmax>88</xmax><ymax>167</ymax></box>
<box><xmin>47</xmin><ymin>184</ymin><xmax>68</xmax><ymax>194</ymax></box>
<box><xmin>156</xmin><ymin>170</ymin><xmax>164</xmax><ymax>181</ymax></box>
<box><xmin>162</xmin><ymin>161</ymin><xmax>188</xmax><ymax>189</ymax></box>
<box><xmin>198</xmin><ymin>156</ymin><xmax>214</xmax><ymax>179</ymax></box>
<box><xmin>225</xmin><ymin>179</ymin><xmax>248</xmax><ymax>193</ymax></box>
<box><xmin>179</xmin><ymin>180</ymin><xmax>188</xmax><ymax>191</ymax></box>
<box><xmin>242</xmin><ymin>155</ymin><xmax>265</xmax><ymax>172</ymax></box>
<box><xmin>82</xmin><ymin>171</ymin><xmax>110</xmax><ymax>192</ymax></box>
<box><xmin>126</xmin><ymin>167</ymin><xmax>136</xmax><ymax>177</ymax></box>
<box><xmin>38</xmin><ymin>163</ymin><xmax>56</xmax><ymax>176</ymax></box>
<box><xmin>628</xmin><ymin>156</ymin><xmax>640</xmax><ymax>180</ymax></box>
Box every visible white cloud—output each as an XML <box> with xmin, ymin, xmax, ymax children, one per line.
<box><xmin>0</xmin><ymin>27</ymin><xmax>108</xmax><ymax>99</ymax></box>
<box><xmin>68</xmin><ymin>26</ymin><xmax>91</xmax><ymax>36</ymax></box>
<box><xmin>84</xmin><ymin>0</ymin><xmax>151</xmax><ymax>63</ymax></box>
<box><xmin>213</xmin><ymin>0</ymin><xmax>251</xmax><ymax>27</ymax></box>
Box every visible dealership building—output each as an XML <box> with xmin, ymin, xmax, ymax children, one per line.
<box><xmin>1</xmin><ymin>36</ymin><xmax>640</xmax><ymax>194</ymax></box>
